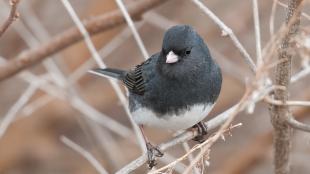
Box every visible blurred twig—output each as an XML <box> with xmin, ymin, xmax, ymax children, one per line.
<box><xmin>252</xmin><ymin>0</ymin><xmax>262</xmax><ymax>66</ymax></box>
<box><xmin>191</xmin><ymin>0</ymin><xmax>257</xmax><ymax>73</ymax></box>
<box><xmin>115</xmin><ymin>0</ymin><xmax>149</xmax><ymax>59</ymax></box>
<box><xmin>0</xmin><ymin>84</ymin><xmax>37</xmax><ymax>138</ymax></box>
<box><xmin>61</xmin><ymin>136</ymin><xmax>109</xmax><ymax>174</ymax></box>
<box><xmin>264</xmin><ymin>96</ymin><xmax>310</xmax><ymax>107</ymax></box>
<box><xmin>270</xmin><ymin>0</ymin><xmax>278</xmax><ymax>36</ymax></box>
<box><xmin>0</xmin><ymin>0</ymin><xmax>168</xmax><ymax>81</ymax></box>
<box><xmin>0</xmin><ymin>0</ymin><xmax>19</xmax><ymax>37</ymax></box>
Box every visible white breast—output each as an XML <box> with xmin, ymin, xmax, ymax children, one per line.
<box><xmin>132</xmin><ymin>104</ymin><xmax>214</xmax><ymax>131</ymax></box>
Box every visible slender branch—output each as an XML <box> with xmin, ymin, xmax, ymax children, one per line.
<box><xmin>290</xmin><ymin>66</ymin><xmax>310</xmax><ymax>82</ymax></box>
<box><xmin>60</xmin><ymin>136</ymin><xmax>109</xmax><ymax>174</ymax></box>
<box><xmin>18</xmin><ymin>3</ymin><xmax>67</xmax><ymax>87</ymax></box>
<box><xmin>270</xmin><ymin>0</ymin><xmax>278</xmax><ymax>36</ymax></box>
<box><xmin>264</xmin><ymin>96</ymin><xmax>310</xmax><ymax>106</ymax></box>
<box><xmin>287</xmin><ymin>116</ymin><xmax>310</xmax><ymax>132</ymax></box>
<box><xmin>115</xmin><ymin>0</ymin><xmax>149</xmax><ymax>59</ymax></box>
<box><xmin>0</xmin><ymin>84</ymin><xmax>37</xmax><ymax>138</ymax></box>
<box><xmin>182</xmin><ymin>142</ymin><xmax>200</xmax><ymax>174</ymax></box>
<box><xmin>252</xmin><ymin>0</ymin><xmax>262</xmax><ymax>66</ymax></box>
<box><xmin>0</xmin><ymin>0</ymin><xmax>19</xmax><ymax>37</ymax></box>
<box><xmin>0</xmin><ymin>0</ymin><xmax>168</xmax><ymax>81</ymax></box>
<box><xmin>191</xmin><ymin>0</ymin><xmax>256</xmax><ymax>73</ymax></box>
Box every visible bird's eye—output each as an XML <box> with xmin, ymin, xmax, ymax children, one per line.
<box><xmin>185</xmin><ymin>49</ymin><xmax>191</xmax><ymax>55</ymax></box>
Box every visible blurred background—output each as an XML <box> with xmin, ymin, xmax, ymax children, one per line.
<box><xmin>0</xmin><ymin>0</ymin><xmax>309</xmax><ymax>173</ymax></box>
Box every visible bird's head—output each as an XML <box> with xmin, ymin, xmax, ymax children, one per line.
<box><xmin>158</xmin><ymin>25</ymin><xmax>211</xmax><ymax>79</ymax></box>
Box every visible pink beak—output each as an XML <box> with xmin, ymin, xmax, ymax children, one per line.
<box><xmin>166</xmin><ymin>51</ymin><xmax>179</xmax><ymax>64</ymax></box>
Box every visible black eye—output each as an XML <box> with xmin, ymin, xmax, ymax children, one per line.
<box><xmin>185</xmin><ymin>49</ymin><xmax>191</xmax><ymax>55</ymax></box>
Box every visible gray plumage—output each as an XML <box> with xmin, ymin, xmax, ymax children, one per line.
<box><xmin>92</xmin><ymin>25</ymin><xmax>222</xmax><ymax>127</ymax></box>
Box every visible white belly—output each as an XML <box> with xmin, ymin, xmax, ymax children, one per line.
<box><xmin>132</xmin><ymin>104</ymin><xmax>214</xmax><ymax>131</ymax></box>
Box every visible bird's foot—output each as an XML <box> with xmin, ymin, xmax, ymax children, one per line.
<box><xmin>192</xmin><ymin>122</ymin><xmax>208</xmax><ymax>143</ymax></box>
<box><xmin>146</xmin><ymin>142</ymin><xmax>164</xmax><ymax>169</ymax></box>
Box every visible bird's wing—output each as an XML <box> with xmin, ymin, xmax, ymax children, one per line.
<box><xmin>123</xmin><ymin>64</ymin><xmax>145</xmax><ymax>95</ymax></box>
<box><xmin>90</xmin><ymin>54</ymin><xmax>157</xmax><ymax>95</ymax></box>
<box><xmin>90</xmin><ymin>64</ymin><xmax>146</xmax><ymax>96</ymax></box>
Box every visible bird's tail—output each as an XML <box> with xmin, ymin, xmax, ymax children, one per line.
<box><xmin>89</xmin><ymin>68</ymin><xmax>126</xmax><ymax>80</ymax></box>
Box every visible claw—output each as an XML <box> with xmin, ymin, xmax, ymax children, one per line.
<box><xmin>146</xmin><ymin>142</ymin><xmax>164</xmax><ymax>169</ymax></box>
<box><xmin>192</xmin><ymin>122</ymin><xmax>208</xmax><ymax>143</ymax></box>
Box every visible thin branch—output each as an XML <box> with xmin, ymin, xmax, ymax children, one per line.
<box><xmin>290</xmin><ymin>66</ymin><xmax>310</xmax><ymax>82</ymax></box>
<box><xmin>115</xmin><ymin>0</ymin><xmax>149</xmax><ymax>59</ymax></box>
<box><xmin>0</xmin><ymin>84</ymin><xmax>37</xmax><ymax>138</ymax></box>
<box><xmin>158</xmin><ymin>155</ymin><xmax>187</xmax><ymax>174</ymax></box>
<box><xmin>60</xmin><ymin>136</ymin><xmax>109</xmax><ymax>174</ymax></box>
<box><xmin>18</xmin><ymin>3</ymin><xmax>67</xmax><ymax>87</ymax></box>
<box><xmin>191</xmin><ymin>0</ymin><xmax>257</xmax><ymax>73</ymax></box>
<box><xmin>287</xmin><ymin>116</ymin><xmax>310</xmax><ymax>132</ymax></box>
<box><xmin>21</xmin><ymin>94</ymin><xmax>54</xmax><ymax>116</ymax></box>
<box><xmin>182</xmin><ymin>142</ymin><xmax>200</xmax><ymax>174</ymax></box>
<box><xmin>265</xmin><ymin>96</ymin><xmax>310</xmax><ymax>106</ymax></box>
<box><xmin>270</xmin><ymin>0</ymin><xmax>278</xmax><ymax>36</ymax></box>
<box><xmin>252</xmin><ymin>0</ymin><xmax>262</xmax><ymax>66</ymax></box>
<box><xmin>0</xmin><ymin>0</ymin><xmax>19</xmax><ymax>37</ymax></box>
<box><xmin>0</xmin><ymin>0</ymin><xmax>168</xmax><ymax>81</ymax></box>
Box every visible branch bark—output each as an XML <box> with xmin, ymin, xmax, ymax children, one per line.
<box><xmin>0</xmin><ymin>0</ymin><xmax>168</xmax><ymax>81</ymax></box>
<box><xmin>0</xmin><ymin>0</ymin><xmax>19</xmax><ymax>38</ymax></box>
<box><xmin>268</xmin><ymin>1</ymin><xmax>303</xmax><ymax>174</ymax></box>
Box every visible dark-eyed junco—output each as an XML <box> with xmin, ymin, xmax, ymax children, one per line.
<box><xmin>90</xmin><ymin>25</ymin><xmax>222</xmax><ymax>168</ymax></box>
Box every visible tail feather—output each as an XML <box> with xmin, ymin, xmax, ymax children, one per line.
<box><xmin>89</xmin><ymin>68</ymin><xmax>126</xmax><ymax>80</ymax></box>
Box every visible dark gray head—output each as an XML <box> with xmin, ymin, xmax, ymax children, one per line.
<box><xmin>157</xmin><ymin>25</ymin><xmax>212</xmax><ymax>79</ymax></box>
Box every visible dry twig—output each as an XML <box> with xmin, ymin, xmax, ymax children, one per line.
<box><xmin>252</xmin><ymin>0</ymin><xmax>262</xmax><ymax>66</ymax></box>
<box><xmin>191</xmin><ymin>0</ymin><xmax>257</xmax><ymax>72</ymax></box>
<box><xmin>61</xmin><ymin>136</ymin><xmax>109</xmax><ymax>174</ymax></box>
<box><xmin>0</xmin><ymin>0</ymin><xmax>19</xmax><ymax>37</ymax></box>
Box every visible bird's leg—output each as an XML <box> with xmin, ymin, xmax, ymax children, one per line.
<box><xmin>191</xmin><ymin>121</ymin><xmax>208</xmax><ymax>143</ymax></box>
<box><xmin>139</xmin><ymin>125</ymin><xmax>163</xmax><ymax>169</ymax></box>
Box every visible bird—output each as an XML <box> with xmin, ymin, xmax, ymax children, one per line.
<box><xmin>90</xmin><ymin>25</ymin><xmax>222</xmax><ymax>168</ymax></box>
